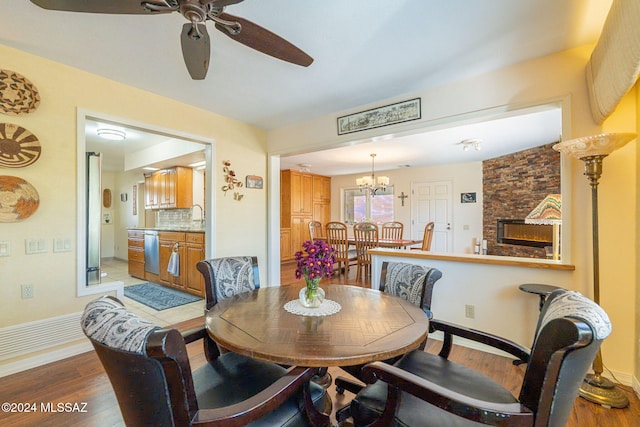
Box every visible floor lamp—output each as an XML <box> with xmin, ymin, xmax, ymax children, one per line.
<box><xmin>553</xmin><ymin>132</ymin><xmax>635</xmax><ymax>408</ymax></box>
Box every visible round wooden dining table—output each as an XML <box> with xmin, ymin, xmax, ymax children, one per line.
<box><xmin>205</xmin><ymin>284</ymin><xmax>429</xmax><ymax>368</ymax></box>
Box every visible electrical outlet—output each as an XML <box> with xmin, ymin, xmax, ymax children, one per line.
<box><xmin>21</xmin><ymin>284</ymin><xmax>34</xmax><ymax>299</ymax></box>
<box><xmin>465</xmin><ymin>304</ymin><xmax>475</xmax><ymax>319</ymax></box>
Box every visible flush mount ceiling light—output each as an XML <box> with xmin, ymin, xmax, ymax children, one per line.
<box><xmin>97</xmin><ymin>128</ymin><xmax>126</xmax><ymax>141</ymax></box>
<box><xmin>460</xmin><ymin>138</ymin><xmax>482</xmax><ymax>151</ymax></box>
<box><xmin>298</xmin><ymin>163</ymin><xmax>312</xmax><ymax>172</ymax></box>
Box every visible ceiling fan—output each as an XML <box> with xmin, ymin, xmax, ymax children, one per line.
<box><xmin>30</xmin><ymin>0</ymin><xmax>314</xmax><ymax>80</ymax></box>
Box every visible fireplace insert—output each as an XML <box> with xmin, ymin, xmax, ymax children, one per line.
<box><xmin>496</xmin><ymin>219</ymin><xmax>552</xmax><ymax>248</ymax></box>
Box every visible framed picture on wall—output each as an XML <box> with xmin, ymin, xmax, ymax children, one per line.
<box><xmin>246</xmin><ymin>175</ymin><xmax>263</xmax><ymax>189</ymax></box>
<box><xmin>461</xmin><ymin>192</ymin><xmax>476</xmax><ymax>203</ymax></box>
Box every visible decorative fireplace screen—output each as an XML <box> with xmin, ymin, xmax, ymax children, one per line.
<box><xmin>496</xmin><ymin>219</ymin><xmax>552</xmax><ymax>248</ymax></box>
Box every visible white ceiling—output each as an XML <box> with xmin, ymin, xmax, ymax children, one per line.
<box><xmin>1</xmin><ymin>1</ymin><xmax>610</xmax><ymax>174</ymax></box>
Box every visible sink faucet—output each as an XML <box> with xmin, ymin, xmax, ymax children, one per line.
<box><xmin>192</xmin><ymin>204</ymin><xmax>204</xmax><ymax>224</ymax></box>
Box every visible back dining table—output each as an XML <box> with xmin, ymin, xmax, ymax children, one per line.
<box><xmin>205</xmin><ymin>284</ymin><xmax>429</xmax><ymax>369</ymax></box>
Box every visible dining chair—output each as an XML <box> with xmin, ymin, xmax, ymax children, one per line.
<box><xmin>308</xmin><ymin>220</ymin><xmax>323</xmax><ymax>241</ymax></box>
<box><xmin>197</xmin><ymin>256</ymin><xmax>260</xmax><ymax>358</ymax></box>
<box><xmin>381</xmin><ymin>221</ymin><xmax>403</xmax><ymax>247</ymax></box>
<box><xmin>335</xmin><ymin>261</ymin><xmax>443</xmax><ymax>395</ymax></box>
<box><xmin>82</xmin><ymin>296</ymin><xmax>331</xmax><ymax>427</ymax></box>
<box><xmin>325</xmin><ymin>221</ymin><xmax>357</xmax><ymax>279</ymax></box>
<box><xmin>338</xmin><ymin>289</ymin><xmax>610</xmax><ymax>427</ymax></box>
<box><xmin>353</xmin><ymin>222</ymin><xmax>379</xmax><ymax>282</ymax></box>
<box><xmin>196</xmin><ymin>256</ymin><xmax>260</xmax><ymax>310</ymax></box>
<box><xmin>412</xmin><ymin>221</ymin><xmax>434</xmax><ymax>251</ymax></box>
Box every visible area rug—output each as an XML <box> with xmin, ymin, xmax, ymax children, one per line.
<box><xmin>124</xmin><ymin>282</ymin><xmax>202</xmax><ymax>311</ymax></box>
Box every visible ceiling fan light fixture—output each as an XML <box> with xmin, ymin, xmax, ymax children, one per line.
<box><xmin>97</xmin><ymin>128</ymin><xmax>126</xmax><ymax>141</ymax></box>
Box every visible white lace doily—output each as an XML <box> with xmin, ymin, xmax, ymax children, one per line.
<box><xmin>283</xmin><ymin>299</ymin><xmax>341</xmax><ymax>317</ymax></box>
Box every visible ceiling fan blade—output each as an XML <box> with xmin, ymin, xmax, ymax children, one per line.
<box><xmin>206</xmin><ymin>0</ymin><xmax>245</xmax><ymax>6</ymax></box>
<box><xmin>214</xmin><ymin>13</ymin><xmax>313</xmax><ymax>67</ymax></box>
<box><xmin>181</xmin><ymin>23</ymin><xmax>211</xmax><ymax>80</ymax></box>
<box><xmin>30</xmin><ymin>0</ymin><xmax>163</xmax><ymax>14</ymax></box>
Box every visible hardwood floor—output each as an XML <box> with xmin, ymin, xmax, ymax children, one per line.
<box><xmin>0</xmin><ymin>263</ymin><xmax>637</xmax><ymax>426</ymax></box>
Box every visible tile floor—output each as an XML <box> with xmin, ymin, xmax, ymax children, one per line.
<box><xmin>100</xmin><ymin>258</ymin><xmax>205</xmax><ymax>327</ymax></box>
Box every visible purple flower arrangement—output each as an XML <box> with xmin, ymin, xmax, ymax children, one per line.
<box><xmin>295</xmin><ymin>240</ymin><xmax>336</xmax><ymax>282</ymax></box>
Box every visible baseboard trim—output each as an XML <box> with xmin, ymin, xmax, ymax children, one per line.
<box><xmin>0</xmin><ymin>342</ymin><xmax>93</xmax><ymax>378</ymax></box>
<box><xmin>632</xmin><ymin>376</ymin><xmax>640</xmax><ymax>399</ymax></box>
<box><xmin>427</xmin><ymin>332</ymin><xmax>633</xmax><ymax>386</ymax></box>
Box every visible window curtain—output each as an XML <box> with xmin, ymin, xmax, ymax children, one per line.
<box><xmin>586</xmin><ymin>0</ymin><xmax>640</xmax><ymax>124</ymax></box>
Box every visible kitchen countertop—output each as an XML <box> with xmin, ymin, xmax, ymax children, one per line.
<box><xmin>128</xmin><ymin>227</ymin><xmax>205</xmax><ymax>233</ymax></box>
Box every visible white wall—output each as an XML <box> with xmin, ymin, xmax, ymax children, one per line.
<box><xmin>329</xmin><ymin>161</ymin><xmax>483</xmax><ymax>253</ymax></box>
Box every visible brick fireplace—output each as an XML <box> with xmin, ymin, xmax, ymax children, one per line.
<box><xmin>482</xmin><ymin>143</ymin><xmax>560</xmax><ymax>258</ymax></box>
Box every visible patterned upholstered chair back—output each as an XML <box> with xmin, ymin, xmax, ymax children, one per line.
<box><xmin>81</xmin><ymin>296</ymin><xmax>194</xmax><ymax>426</ymax></box>
<box><xmin>520</xmin><ymin>290</ymin><xmax>611</xmax><ymax>426</ymax></box>
<box><xmin>196</xmin><ymin>256</ymin><xmax>260</xmax><ymax>310</ymax></box>
<box><xmin>379</xmin><ymin>261</ymin><xmax>442</xmax><ymax>316</ymax></box>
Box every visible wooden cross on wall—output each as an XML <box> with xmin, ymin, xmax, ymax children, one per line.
<box><xmin>398</xmin><ymin>191</ymin><xmax>408</xmax><ymax>207</ymax></box>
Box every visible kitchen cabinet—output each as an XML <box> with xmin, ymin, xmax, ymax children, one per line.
<box><xmin>280</xmin><ymin>228</ymin><xmax>292</xmax><ymax>260</ymax></box>
<box><xmin>153</xmin><ymin>231</ymin><xmax>205</xmax><ymax>297</ymax></box>
<box><xmin>144</xmin><ymin>166</ymin><xmax>193</xmax><ymax>209</ymax></box>
<box><xmin>290</xmin><ymin>216</ymin><xmax>311</xmax><ymax>259</ymax></box>
<box><xmin>159</xmin><ymin>232</ymin><xmax>184</xmax><ymax>287</ymax></box>
<box><xmin>127</xmin><ymin>230</ymin><xmax>145</xmax><ymax>279</ymax></box>
<box><xmin>185</xmin><ymin>233</ymin><xmax>205</xmax><ymax>295</ymax></box>
<box><xmin>281</xmin><ymin>170</ymin><xmax>331</xmax><ymax>260</ymax></box>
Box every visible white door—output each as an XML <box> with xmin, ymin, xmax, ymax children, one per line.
<box><xmin>411</xmin><ymin>180</ymin><xmax>453</xmax><ymax>252</ymax></box>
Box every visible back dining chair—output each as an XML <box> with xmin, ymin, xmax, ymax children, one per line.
<box><xmin>197</xmin><ymin>256</ymin><xmax>260</xmax><ymax>358</ymax></box>
<box><xmin>82</xmin><ymin>296</ymin><xmax>331</xmax><ymax>427</ymax></box>
<box><xmin>413</xmin><ymin>221</ymin><xmax>434</xmax><ymax>251</ymax></box>
<box><xmin>308</xmin><ymin>220</ymin><xmax>323</xmax><ymax>241</ymax></box>
<box><xmin>338</xmin><ymin>289</ymin><xmax>609</xmax><ymax>427</ymax></box>
<box><xmin>335</xmin><ymin>261</ymin><xmax>443</xmax><ymax>395</ymax></box>
<box><xmin>381</xmin><ymin>221</ymin><xmax>404</xmax><ymax>245</ymax></box>
<box><xmin>325</xmin><ymin>221</ymin><xmax>357</xmax><ymax>279</ymax></box>
<box><xmin>353</xmin><ymin>222</ymin><xmax>379</xmax><ymax>282</ymax></box>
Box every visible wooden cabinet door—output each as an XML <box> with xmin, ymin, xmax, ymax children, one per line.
<box><xmin>313</xmin><ymin>202</ymin><xmax>331</xmax><ymax>231</ymax></box>
<box><xmin>291</xmin><ymin>216</ymin><xmax>312</xmax><ymax>254</ymax></box>
<box><xmin>160</xmin><ymin>169</ymin><xmax>175</xmax><ymax>208</ymax></box>
<box><xmin>291</xmin><ymin>172</ymin><xmax>303</xmax><ymax>214</ymax></box>
<box><xmin>185</xmin><ymin>243</ymin><xmax>205</xmax><ymax>296</ymax></box>
<box><xmin>159</xmin><ymin>239</ymin><xmax>184</xmax><ymax>287</ymax></box>
<box><xmin>144</xmin><ymin>174</ymin><xmax>157</xmax><ymax>209</ymax></box>
<box><xmin>301</xmin><ymin>174</ymin><xmax>313</xmax><ymax>214</ymax></box>
<box><xmin>280</xmin><ymin>228</ymin><xmax>292</xmax><ymax>261</ymax></box>
<box><xmin>313</xmin><ymin>175</ymin><xmax>331</xmax><ymax>202</ymax></box>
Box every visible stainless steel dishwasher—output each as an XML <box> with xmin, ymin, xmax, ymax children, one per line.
<box><xmin>143</xmin><ymin>231</ymin><xmax>159</xmax><ymax>275</ymax></box>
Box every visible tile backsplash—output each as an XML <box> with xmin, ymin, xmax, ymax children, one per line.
<box><xmin>157</xmin><ymin>209</ymin><xmax>195</xmax><ymax>228</ymax></box>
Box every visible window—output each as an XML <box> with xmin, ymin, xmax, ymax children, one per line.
<box><xmin>343</xmin><ymin>186</ymin><xmax>394</xmax><ymax>224</ymax></box>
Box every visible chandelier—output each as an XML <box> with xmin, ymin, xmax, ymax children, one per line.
<box><xmin>356</xmin><ymin>153</ymin><xmax>389</xmax><ymax>197</ymax></box>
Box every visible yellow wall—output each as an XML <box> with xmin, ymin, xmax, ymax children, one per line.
<box><xmin>0</xmin><ymin>44</ymin><xmax>267</xmax><ymax>328</ymax></box>
<box><xmin>269</xmin><ymin>45</ymin><xmax>638</xmax><ymax>378</ymax></box>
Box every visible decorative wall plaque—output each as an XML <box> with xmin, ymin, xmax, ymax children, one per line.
<box><xmin>0</xmin><ymin>123</ymin><xmax>41</xmax><ymax>168</ymax></box>
<box><xmin>0</xmin><ymin>175</ymin><xmax>40</xmax><ymax>222</ymax></box>
<box><xmin>0</xmin><ymin>70</ymin><xmax>41</xmax><ymax>116</ymax></box>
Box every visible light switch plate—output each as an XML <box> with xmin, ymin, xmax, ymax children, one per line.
<box><xmin>0</xmin><ymin>241</ymin><xmax>10</xmax><ymax>256</ymax></box>
<box><xmin>53</xmin><ymin>238</ymin><xmax>72</xmax><ymax>253</ymax></box>
<box><xmin>25</xmin><ymin>238</ymin><xmax>46</xmax><ymax>254</ymax></box>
